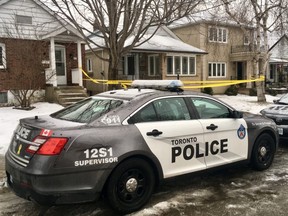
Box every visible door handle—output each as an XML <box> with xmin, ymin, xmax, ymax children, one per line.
<box><xmin>146</xmin><ymin>129</ymin><xmax>163</xmax><ymax>137</ymax></box>
<box><xmin>206</xmin><ymin>124</ymin><xmax>218</xmax><ymax>131</ymax></box>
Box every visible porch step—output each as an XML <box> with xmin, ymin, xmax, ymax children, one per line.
<box><xmin>52</xmin><ymin>86</ymin><xmax>88</xmax><ymax>107</ymax></box>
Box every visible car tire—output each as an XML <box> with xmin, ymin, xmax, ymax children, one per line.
<box><xmin>105</xmin><ymin>158</ymin><xmax>155</xmax><ymax>214</ymax></box>
<box><xmin>251</xmin><ymin>133</ymin><xmax>276</xmax><ymax>171</ymax></box>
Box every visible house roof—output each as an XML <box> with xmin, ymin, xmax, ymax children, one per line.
<box><xmin>170</xmin><ymin>11</ymin><xmax>255</xmax><ymax>31</ymax></box>
<box><xmin>86</xmin><ymin>25</ymin><xmax>207</xmax><ymax>54</ymax></box>
<box><xmin>0</xmin><ymin>0</ymin><xmax>84</xmax><ymax>41</ymax></box>
<box><xmin>269</xmin><ymin>57</ymin><xmax>288</xmax><ymax>64</ymax></box>
<box><xmin>269</xmin><ymin>34</ymin><xmax>288</xmax><ymax>51</ymax></box>
<box><xmin>125</xmin><ymin>34</ymin><xmax>207</xmax><ymax>54</ymax></box>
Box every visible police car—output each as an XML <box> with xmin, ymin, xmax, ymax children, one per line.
<box><xmin>260</xmin><ymin>93</ymin><xmax>288</xmax><ymax>138</ymax></box>
<box><xmin>5</xmin><ymin>80</ymin><xmax>278</xmax><ymax>214</ymax></box>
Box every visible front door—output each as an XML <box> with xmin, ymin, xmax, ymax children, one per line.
<box><xmin>190</xmin><ymin>97</ymin><xmax>249</xmax><ymax>168</ymax></box>
<box><xmin>130</xmin><ymin>97</ymin><xmax>206</xmax><ymax>178</ymax></box>
<box><xmin>55</xmin><ymin>46</ymin><xmax>67</xmax><ymax>85</ymax></box>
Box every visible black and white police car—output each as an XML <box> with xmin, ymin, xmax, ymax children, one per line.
<box><xmin>261</xmin><ymin>93</ymin><xmax>288</xmax><ymax>138</ymax></box>
<box><xmin>6</xmin><ymin>80</ymin><xmax>279</xmax><ymax>214</ymax></box>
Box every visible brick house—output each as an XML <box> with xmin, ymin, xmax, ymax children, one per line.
<box><xmin>0</xmin><ymin>0</ymin><xmax>86</xmax><ymax>105</ymax></box>
<box><xmin>85</xmin><ymin>26</ymin><xmax>207</xmax><ymax>94</ymax></box>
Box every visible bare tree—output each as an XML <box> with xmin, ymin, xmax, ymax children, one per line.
<box><xmin>221</xmin><ymin>0</ymin><xmax>286</xmax><ymax>102</ymax></box>
<box><xmin>46</xmin><ymin>0</ymin><xmax>203</xmax><ymax>80</ymax></box>
<box><xmin>8</xmin><ymin>39</ymin><xmax>50</xmax><ymax>108</ymax></box>
<box><xmin>0</xmin><ymin>14</ymin><xmax>55</xmax><ymax>109</ymax></box>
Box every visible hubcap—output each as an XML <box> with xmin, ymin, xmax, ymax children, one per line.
<box><xmin>126</xmin><ymin>178</ymin><xmax>138</xmax><ymax>192</ymax></box>
<box><xmin>260</xmin><ymin>146</ymin><xmax>267</xmax><ymax>157</ymax></box>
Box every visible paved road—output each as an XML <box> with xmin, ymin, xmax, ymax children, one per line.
<box><xmin>1</xmin><ymin>142</ymin><xmax>288</xmax><ymax>216</ymax></box>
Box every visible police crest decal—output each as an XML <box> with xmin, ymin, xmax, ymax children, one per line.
<box><xmin>237</xmin><ymin>124</ymin><xmax>246</xmax><ymax>139</ymax></box>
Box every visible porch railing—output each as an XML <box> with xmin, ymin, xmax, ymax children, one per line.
<box><xmin>231</xmin><ymin>45</ymin><xmax>265</xmax><ymax>53</ymax></box>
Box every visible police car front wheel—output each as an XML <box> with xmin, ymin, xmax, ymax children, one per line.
<box><xmin>251</xmin><ymin>133</ymin><xmax>276</xmax><ymax>171</ymax></box>
<box><xmin>105</xmin><ymin>158</ymin><xmax>155</xmax><ymax>214</ymax></box>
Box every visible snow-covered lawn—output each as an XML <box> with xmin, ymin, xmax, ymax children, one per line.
<box><xmin>0</xmin><ymin>94</ymin><xmax>281</xmax><ymax>155</ymax></box>
<box><xmin>0</xmin><ymin>102</ymin><xmax>63</xmax><ymax>155</ymax></box>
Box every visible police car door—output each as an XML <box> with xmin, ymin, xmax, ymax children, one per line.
<box><xmin>190</xmin><ymin>97</ymin><xmax>249</xmax><ymax>168</ymax></box>
<box><xmin>128</xmin><ymin>97</ymin><xmax>206</xmax><ymax>178</ymax></box>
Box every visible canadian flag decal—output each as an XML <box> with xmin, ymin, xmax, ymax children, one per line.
<box><xmin>40</xmin><ymin>129</ymin><xmax>53</xmax><ymax>137</ymax></box>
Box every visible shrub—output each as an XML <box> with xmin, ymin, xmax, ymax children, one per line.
<box><xmin>202</xmin><ymin>87</ymin><xmax>213</xmax><ymax>95</ymax></box>
<box><xmin>224</xmin><ymin>85</ymin><xmax>238</xmax><ymax>96</ymax></box>
<box><xmin>249</xmin><ymin>88</ymin><xmax>257</xmax><ymax>96</ymax></box>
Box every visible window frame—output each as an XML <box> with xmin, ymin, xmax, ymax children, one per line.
<box><xmin>208</xmin><ymin>26</ymin><xmax>228</xmax><ymax>43</ymax></box>
<box><xmin>122</xmin><ymin>53</ymin><xmax>139</xmax><ymax>76</ymax></box>
<box><xmin>166</xmin><ymin>55</ymin><xmax>196</xmax><ymax>76</ymax></box>
<box><xmin>0</xmin><ymin>43</ymin><xmax>6</xmax><ymax>69</ymax></box>
<box><xmin>190</xmin><ymin>97</ymin><xmax>232</xmax><ymax>119</ymax></box>
<box><xmin>128</xmin><ymin>96</ymin><xmax>192</xmax><ymax>124</ymax></box>
<box><xmin>0</xmin><ymin>91</ymin><xmax>8</xmax><ymax>103</ymax></box>
<box><xmin>86</xmin><ymin>58</ymin><xmax>92</xmax><ymax>73</ymax></box>
<box><xmin>148</xmin><ymin>55</ymin><xmax>160</xmax><ymax>76</ymax></box>
<box><xmin>15</xmin><ymin>15</ymin><xmax>32</xmax><ymax>25</ymax></box>
<box><xmin>244</xmin><ymin>35</ymin><xmax>250</xmax><ymax>45</ymax></box>
<box><xmin>208</xmin><ymin>62</ymin><xmax>227</xmax><ymax>78</ymax></box>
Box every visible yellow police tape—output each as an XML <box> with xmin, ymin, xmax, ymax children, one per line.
<box><xmin>81</xmin><ymin>68</ymin><xmax>265</xmax><ymax>89</ymax></box>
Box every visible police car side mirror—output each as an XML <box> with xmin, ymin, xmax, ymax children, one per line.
<box><xmin>231</xmin><ymin>110</ymin><xmax>243</xmax><ymax>118</ymax></box>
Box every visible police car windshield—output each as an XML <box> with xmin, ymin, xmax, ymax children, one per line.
<box><xmin>278</xmin><ymin>94</ymin><xmax>288</xmax><ymax>105</ymax></box>
<box><xmin>50</xmin><ymin>97</ymin><xmax>124</xmax><ymax>123</ymax></box>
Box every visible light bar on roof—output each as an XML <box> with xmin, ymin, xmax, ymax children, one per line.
<box><xmin>131</xmin><ymin>80</ymin><xmax>183</xmax><ymax>90</ymax></box>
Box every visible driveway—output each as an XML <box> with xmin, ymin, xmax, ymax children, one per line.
<box><xmin>1</xmin><ymin>142</ymin><xmax>288</xmax><ymax>216</ymax></box>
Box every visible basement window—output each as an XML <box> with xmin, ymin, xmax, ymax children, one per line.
<box><xmin>0</xmin><ymin>92</ymin><xmax>8</xmax><ymax>103</ymax></box>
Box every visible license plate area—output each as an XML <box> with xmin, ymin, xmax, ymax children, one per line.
<box><xmin>278</xmin><ymin>127</ymin><xmax>283</xmax><ymax>135</ymax></box>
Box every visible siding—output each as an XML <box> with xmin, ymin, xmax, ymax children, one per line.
<box><xmin>0</xmin><ymin>0</ymin><xmax>62</xmax><ymax>39</ymax></box>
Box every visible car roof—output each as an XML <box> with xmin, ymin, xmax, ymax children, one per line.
<box><xmin>96</xmin><ymin>88</ymin><xmax>208</xmax><ymax>101</ymax></box>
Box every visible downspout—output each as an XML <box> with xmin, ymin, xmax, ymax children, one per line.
<box><xmin>50</xmin><ymin>37</ymin><xmax>57</xmax><ymax>87</ymax></box>
<box><xmin>77</xmin><ymin>40</ymin><xmax>83</xmax><ymax>87</ymax></box>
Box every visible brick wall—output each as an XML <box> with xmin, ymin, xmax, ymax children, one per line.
<box><xmin>0</xmin><ymin>38</ymin><xmax>85</xmax><ymax>90</ymax></box>
<box><xmin>0</xmin><ymin>38</ymin><xmax>49</xmax><ymax>90</ymax></box>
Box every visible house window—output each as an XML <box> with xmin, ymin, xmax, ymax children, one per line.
<box><xmin>208</xmin><ymin>62</ymin><xmax>226</xmax><ymax>77</ymax></box>
<box><xmin>86</xmin><ymin>58</ymin><xmax>92</xmax><ymax>72</ymax></box>
<box><xmin>16</xmin><ymin>15</ymin><xmax>32</xmax><ymax>25</ymax></box>
<box><xmin>166</xmin><ymin>55</ymin><xmax>196</xmax><ymax>76</ymax></box>
<box><xmin>122</xmin><ymin>54</ymin><xmax>139</xmax><ymax>76</ymax></box>
<box><xmin>148</xmin><ymin>55</ymin><xmax>159</xmax><ymax>76</ymax></box>
<box><xmin>244</xmin><ymin>35</ymin><xmax>250</xmax><ymax>45</ymax></box>
<box><xmin>209</xmin><ymin>27</ymin><xmax>228</xmax><ymax>43</ymax></box>
<box><xmin>0</xmin><ymin>43</ymin><xmax>6</xmax><ymax>69</ymax></box>
<box><xmin>0</xmin><ymin>92</ymin><xmax>8</xmax><ymax>103</ymax></box>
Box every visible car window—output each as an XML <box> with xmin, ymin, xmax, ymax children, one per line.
<box><xmin>51</xmin><ymin>97</ymin><xmax>123</xmax><ymax>123</ymax></box>
<box><xmin>191</xmin><ymin>98</ymin><xmax>231</xmax><ymax>119</ymax></box>
<box><xmin>130</xmin><ymin>97</ymin><xmax>191</xmax><ymax>123</ymax></box>
<box><xmin>279</xmin><ymin>94</ymin><xmax>288</xmax><ymax>104</ymax></box>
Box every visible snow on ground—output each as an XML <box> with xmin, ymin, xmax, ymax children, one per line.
<box><xmin>0</xmin><ymin>102</ymin><xmax>63</xmax><ymax>155</ymax></box>
<box><xmin>0</xmin><ymin>94</ymin><xmax>281</xmax><ymax>155</ymax></box>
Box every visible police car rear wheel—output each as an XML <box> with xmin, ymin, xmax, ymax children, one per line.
<box><xmin>251</xmin><ymin>133</ymin><xmax>275</xmax><ymax>171</ymax></box>
<box><xmin>106</xmin><ymin>158</ymin><xmax>155</xmax><ymax>214</ymax></box>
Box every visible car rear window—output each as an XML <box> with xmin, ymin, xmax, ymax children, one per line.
<box><xmin>50</xmin><ymin>97</ymin><xmax>124</xmax><ymax>123</ymax></box>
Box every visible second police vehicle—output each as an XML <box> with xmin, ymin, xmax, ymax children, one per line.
<box><xmin>5</xmin><ymin>80</ymin><xmax>279</xmax><ymax>213</ymax></box>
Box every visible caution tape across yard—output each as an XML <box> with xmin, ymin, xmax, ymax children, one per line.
<box><xmin>81</xmin><ymin>68</ymin><xmax>265</xmax><ymax>89</ymax></box>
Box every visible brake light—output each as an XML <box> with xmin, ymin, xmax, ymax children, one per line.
<box><xmin>26</xmin><ymin>136</ymin><xmax>68</xmax><ymax>155</ymax></box>
<box><xmin>36</xmin><ymin>137</ymin><xmax>68</xmax><ymax>155</ymax></box>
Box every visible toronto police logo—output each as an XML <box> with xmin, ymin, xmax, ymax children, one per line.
<box><xmin>237</xmin><ymin>124</ymin><xmax>246</xmax><ymax>139</ymax></box>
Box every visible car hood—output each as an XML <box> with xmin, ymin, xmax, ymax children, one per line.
<box><xmin>261</xmin><ymin>105</ymin><xmax>288</xmax><ymax>116</ymax></box>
